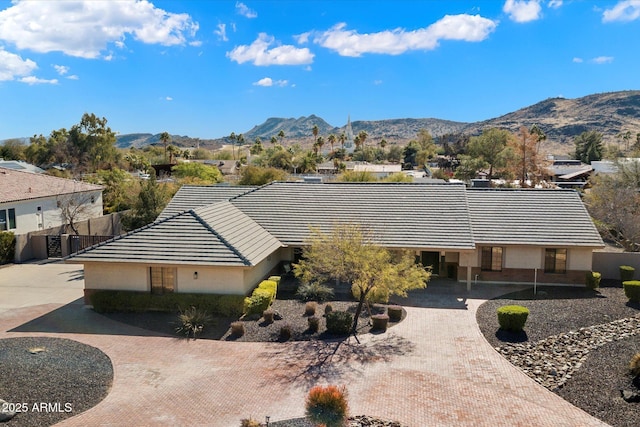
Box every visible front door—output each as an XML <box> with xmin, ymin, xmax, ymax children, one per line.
<box><xmin>421</xmin><ymin>251</ymin><xmax>440</xmax><ymax>275</ymax></box>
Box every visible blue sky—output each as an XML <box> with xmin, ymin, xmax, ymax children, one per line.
<box><xmin>0</xmin><ymin>0</ymin><xmax>639</xmax><ymax>140</ymax></box>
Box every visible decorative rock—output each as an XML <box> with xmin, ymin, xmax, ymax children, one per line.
<box><xmin>0</xmin><ymin>399</ymin><xmax>17</xmax><ymax>422</ymax></box>
<box><xmin>497</xmin><ymin>314</ymin><xmax>640</xmax><ymax>390</ymax></box>
<box><xmin>621</xmin><ymin>389</ymin><xmax>640</xmax><ymax>403</ymax></box>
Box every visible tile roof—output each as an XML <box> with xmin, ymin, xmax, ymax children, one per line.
<box><xmin>158</xmin><ymin>185</ymin><xmax>256</xmax><ymax>220</ymax></box>
<box><xmin>0</xmin><ymin>167</ymin><xmax>102</xmax><ymax>204</ymax></box>
<box><xmin>230</xmin><ymin>182</ymin><xmax>476</xmax><ymax>250</ymax></box>
<box><xmin>466</xmin><ymin>188</ymin><xmax>604</xmax><ymax>247</ymax></box>
<box><xmin>71</xmin><ymin>201</ymin><xmax>281</xmax><ymax>266</ymax></box>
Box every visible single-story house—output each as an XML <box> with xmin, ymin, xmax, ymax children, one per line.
<box><xmin>68</xmin><ymin>182</ymin><xmax>604</xmax><ymax>302</ymax></box>
<box><xmin>0</xmin><ymin>167</ymin><xmax>103</xmax><ymax>235</ymax></box>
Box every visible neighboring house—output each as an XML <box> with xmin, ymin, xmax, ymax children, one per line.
<box><xmin>211</xmin><ymin>160</ymin><xmax>239</xmax><ymax>175</ymax></box>
<box><xmin>0</xmin><ymin>159</ymin><xmax>44</xmax><ymax>174</ymax></box>
<box><xmin>0</xmin><ymin>167</ymin><xmax>103</xmax><ymax>235</ymax></box>
<box><xmin>68</xmin><ymin>182</ymin><xmax>604</xmax><ymax>302</ymax></box>
<box><xmin>547</xmin><ymin>159</ymin><xmax>593</xmax><ymax>188</ymax></box>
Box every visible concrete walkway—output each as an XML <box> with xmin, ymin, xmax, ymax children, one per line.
<box><xmin>0</xmin><ymin>263</ymin><xmax>609</xmax><ymax>426</ymax></box>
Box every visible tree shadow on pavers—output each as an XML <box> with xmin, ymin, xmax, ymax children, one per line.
<box><xmin>258</xmin><ymin>333</ymin><xmax>416</xmax><ymax>388</ymax></box>
<box><xmin>8</xmin><ymin>298</ymin><xmax>177</xmax><ymax>338</ymax></box>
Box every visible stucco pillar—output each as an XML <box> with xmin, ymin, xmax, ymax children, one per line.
<box><xmin>466</xmin><ymin>265</ymin><xmax>472</xmax><ymax>291</ymax></box>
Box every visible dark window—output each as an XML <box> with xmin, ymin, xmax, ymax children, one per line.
<box><xmin>8</xmin><ymin>208</ymin><xmax>16</xmax><ymax>229</ymax></box>
<box><xmin>544</xmin><ymin>248</ymin><xmax>567</xmax><ymax>274</ymax></box>
<box><xmin>481</xmin><ymin>247</ymin><xmax>503</xmax><ymax>271</ymax></box>
<box><xmin>150</xmin><ymin>267</ymin><xmax>176</xmax><ymax>294</ymax></box>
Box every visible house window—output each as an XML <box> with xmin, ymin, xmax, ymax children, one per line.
<box><xmin>0</xmin><ymin>208</ymin><xmax>16</xmax><ymax>230</ymax></box>
<box><xmin>481</xmin><ymin>247</ymin><xmax>503</xmax><ymax>271</ymax></box>
<box><xmin>150</xmin><ymin>267</ymin><xmax>176</xmax><ymax>294</ymax></box>
<box><xmin>544</xmin><ymin>248</ymin><xmax>567</xmax><ymax>274</ymax></box>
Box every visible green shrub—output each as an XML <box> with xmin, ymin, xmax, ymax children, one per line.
<box><xmin>257</xmin><ymin>279</ymin><xmax>278</xmax><ymax>299</ymax></box>
<box><xmin>371</xmin><ymin>314</ymin><xmax>389</xmax><ymax>332</ymax></box>
<box><xmin>0</xmin><ymin>231</ymin><xmax>15</xmax><ymax>264</ymax></box>
<box><xmin>326</xmin><ymin>311</ymin><xmax>353</xmax><ymax>335</ymax></box>
<box><xmin>305</xmin><ymin>301</ymin><xmax>317</xmax><ymax>316</ymax></box>
<box><xmin>387</xmin><ymin>305</ymin><xmax>403</xmax><ymax>322</ymax></box>
<box><xmin>630</xmin><ymin>353</ymin><xmax>640</xmax><ymax>376</ymax></box>
<box><xmin>262</xmin><ymin>309</ymin><xmax>274</xmax><ymax>324</ymax></box>
<box><xmin>351</xmin><ymin>284</ymin><xmax>389</xmax><ymax>303</ymax></box>
<box><xmin>308</xmin><ymin>316</ymin><xmax>320</xmax><ymax>333</ymax></box>
<box><xmin>497</xmin><ymin>305</ymin><xmax>530</xmax><ymax>332</ymax></box>
<box><xmin>268</xmin><ymin>276</ymin><xmax>281</xmax><ymax>285</ymax></box>
<box><xmin>585</xmin><ymin>271</ymin><xmax>602</xmax><ymax>289</ymax></box>
<box><xmin>90</xmin><ymin>291</ymin><xmax>244</xmax><ymax>317</ymax></box>
<box><xmin>623</xmin><ymin>281</ymin><xmax>640</xmax><ymax>302</ymax></box>
<box><xmin>620</xmin><ymin>266</ymin><xmax>636</xmax><ymax>282</ymax></box>
<box><xmin>305</xmin><ymin>385</ymin><xmax>349</xmax><ymax>427</ymax></box>
<box><xmin>240</xmin><ymin>418</ymin><xmax>261</xmax><ymax>427</ymax></box>
<box><xmin>243</xmin><ymin>289</ymin><xmax>273</xmax><ymax>316</ymax></box>
<box><xmin>175</xmin><ymin>306</ymin><xmax>213</xmax><ymax>339</ymax></box>
<box><xmin>296</xmin><ymin>282</ymin><xmax>334</xmax><ymax>302</ymax></box>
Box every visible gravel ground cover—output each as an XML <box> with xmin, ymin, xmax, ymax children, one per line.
<box><xmin>0</xmin><ymin>336</ymin><xmax>113</xmax><ymax>427</ymax></box>
<box><xmin>476</xmin><ymin>282</ymin><xmax>640</xmax><ymax>427</ymax></box>
<box><xmin>102</xmin><ymin>297</ymin><xmax>405</xmax><ymax>342</ymax></box>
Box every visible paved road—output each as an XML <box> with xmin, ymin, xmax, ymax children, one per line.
<box><xmin>0</xmin><ymin>263</ymin><xmax>609</xmax><ymax>427</ymax></box>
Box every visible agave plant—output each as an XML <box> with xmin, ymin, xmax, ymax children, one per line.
<box><xmin>175</xmin><ymin>306</ymin><xmax>213</xmax><ymax>340</ymax></box>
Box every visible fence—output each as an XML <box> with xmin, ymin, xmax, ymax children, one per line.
<box><xmin>592</xmin><ymin>251</ymin><xmax>640</xmax><ymax>280</ymax></box>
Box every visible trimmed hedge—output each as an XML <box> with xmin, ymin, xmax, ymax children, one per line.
<box><xmin>90</xmin><ymin>291</ymin><xmax>244</xmax><ymax>317</ymax></box>
<box><xmin>585</xmin><ymin>271</ymin><xmax>602</xmax><ymax>289</ymax></box>
<box><xmin>243</xmin><ymin>279</ymin><xmax>278</xmax><ymax>315</ymax></box>
<box><xmin>620</xmin><ymin>266</ymin><xmax>636</xmax><ymax>282</ymax></box>
<box><xmin>326</xmin><ymin>310</ymin><xmax>353</xmax><ymax>335</ymax></box>
<box><xmin>497</xmin><ymin>305</ymin><xmax>529</xmax><ymax>332</ymax></box>
<box><xmin>0</xmin><ymin>231</ymin><xmax>16</xmax><ymax>265</ymax></box>
<box><xmin>623</xmin><ymin>281</ymin><xmax>640</xmax><ymax>303</ymax></box>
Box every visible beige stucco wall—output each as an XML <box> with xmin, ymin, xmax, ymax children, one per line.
<box><xmin>177</xmin><ymin>266</ymin><xmax>244</xmax><ymax>294</ymax></box>
<box><xmin>504</xmin><ymin>246</ymin><xmax>543</xmax><ymax>269</ymax></box>
<box><xmin>84</xmin><ymin>262</ymin><xmax>149</xmax><ymax>292</ymax></box>
<box><xmin>568</xmin><ymin>247</ymin><xmax>594</xmax><ymax>271</ymax></box>
<box><xmin>243</xmin><ymin>248</ymin><xmax>287</xmax><ymax>293</ymax></box>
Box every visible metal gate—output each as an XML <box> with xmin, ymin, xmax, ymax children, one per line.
<box><xmin>46</xmin><ymin>235</ymin><xmax>62</xmax><ymax>258</ymax></box>
<box><xmin>69</xmin><ymin>235</ymin><xmax>113</xmax><ymax>253</ymax></box>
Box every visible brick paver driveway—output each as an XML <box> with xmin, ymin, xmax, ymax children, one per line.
<box><xmin>0</xmin><ymin>263</ymin><xmax>608</xmax><ymax>426</ymax></box>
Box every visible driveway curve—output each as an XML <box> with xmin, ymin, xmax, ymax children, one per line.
<box><xmin>0</xmin><ymin>264</ymin><xmax>608</xmax><ymax>426</ymax></box>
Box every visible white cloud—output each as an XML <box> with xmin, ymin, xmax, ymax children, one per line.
<box><xmin>603</xmin><ymin>0</ymin><xmax>640</xmax><ymax>22</ymax></box>
<box><xmin>0</xmin><ymin>48</ymin><xmax>37</xmax><ymax>81</ymax></box>
<box><xmin>314</xmin><ymin>15</ymin><xmax>496</xmax><ymax>57</ymax></box>
<box><xmin>20</xmin><ymin>76</ymin><xmax>58</xmax><ymax>85</ymax></box>
<box><xmin>503</xmin><ymin>0</ymin><xmax>542</xmax><ymax>23</ymax></box>
<box><xmin>227</xmin><ymin>33</ymin><xmax>314</xmax><ymax>65</ymax></box>
<box><xmin>373</xmin><ymin>80</ymin><xmax>383</xmax><ymax>85</ymax></box>
<box><xmin>165</xmin><ymin>96</ymin><xmax>173</xmax><ymax>101</ymax></box>
<box><xmin>253</xmin><ymin>77</ymin><xmax>288</xmax><ymax>87</ymax></box>
<box><xmin>572</xmin><ymin>57</ymin><xmax>583</xmax><ymax>63</ymax></box>
<box><xmin>236</xmin><ymin>2</ymin><xmax>257</xmax><ymax>19</ymax></box>
<box><xmin>548</xmin><ymin>0</ymin><xmax>563</xmax><ymax>9</ymax></box>
<box><xmin>67</xmin><ymin>74</ymin><xmax>79</xmax><ymax>80</ymax></box>
<box><xmin>294</xmin><ymin>32</ymin><xmax>311</xmax><ymax>44</ymax></box>
<box><xmin>0</xmin><ymin>0</ymin><xmax>199</xmax><ymax>59</ymax></box>
<box><xmin>592</xmin><ymin>56</ymin><xmax>614</xmax><ymax>64</ymax></box>
<box><xmin>215</xmin><ymin>23</ymin><xmax>228</xmax><ymax>41</ymax></box>
<box><xmin>53</xmin><ymin>64</ymin><xmax>69</xmax><ymax>75</ymax></box>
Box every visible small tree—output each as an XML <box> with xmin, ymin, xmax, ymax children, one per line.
<box><xmin>57</xmin><ymin>192</ymin><xmax>98</xmax><ymax>235</ymax></box>
<box><xmin>294</xmin><ymin>223</ymin><xmax>430</xmax><ymax>336</ymax></box>
<box><xmin>121</xmin><ymin>173</ymin><xmax>172</xmax><ymax>231</ymax></box>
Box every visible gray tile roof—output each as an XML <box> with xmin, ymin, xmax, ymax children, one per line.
<box><xmin>230</xmin><ymin>182</ymin><xmax>476</xmax><ymax>250</ymax></box>
<box><xmin>466</xmin><ymin>189</ymin><xmax>604</xmax><ymax>247</ymax></box>
<box><xmin>71</xmin><ymin>201</ymin><xmax>280</xmax><ymax>266</ymax></box>
<box><xmin>158</xmin><ymin>185</ymin><xmax>256</xmax><ymax>220</ymax></box>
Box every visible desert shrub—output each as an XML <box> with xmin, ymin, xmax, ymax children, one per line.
<box><xmin>305</xmin><ymin>385</ymin><xmax>349</xmax><ymax>427</ymax></box>
<box><xmin>351</xmin><ymin>284</ymin><xmax>389</xmax><ymax>304</ymax></box>
<box><xmin>0</xmin><ymin>231</ymin><xmax>16</xmax><ymax>264</ymax></box>
<box><xmin>326</xmin><ymin>311</ymin><xmax>353</xmax><ymax>335</ymax></box>
<box><xmin>623</xmin><ymin>281</ymin><xmax>640</xmax><ymax>302</ymax></box>
<box><xmin>240</xmin><ymin>418</ymin><xmax>261</xmax><ymax>427</ymax></box>
<box><xmin>371</xmin><ymin>314</ymin><xmax>389</xmax><ymax>332</ymax></box>
<box><xmin>175</xmin><ymin>306</ymin><xmax>213</xmax><ymax>339</ymax></box>
<box><xmin>279</xmin><ymin>324</ymin><xmax>292</xmax><ymax>341</ymax></box>
<box><xmin>262</xmin><ymin>309</ymin><xmax>274</xmax><ymax>324</ymax></box>
<box><xmin>231</xmin><ymin>321</ymin><xmax>245</xmax><ymax>337</ymax></box>
<box><xmin>324</xmin><ymin>303</ymin><xmax>333</xmax><ymax>315</ymax></box>
<box><xmin>387</xmin><ymin>305</ymin><xmax>403</xmax><ymax>322</ymax></box>
<box><xmin>497</xmin><ymin>305</ymin><xmax>529</xmax><ymax>332</ymax></box>
<box><xmin>258</xmin><ymin>279</ymin><xmax>278</xmax><ymax>299</ymax></box>
<box><xmin>630</xmin><ymin>353</ymin><xmax>640</xmax><ymax>376</ymax></box>
<box><xmin>305</xmin><ymin>301</ymin><xmax>317</xmax><ymax>316</ymax></box>
<box><xmin>243</xmin><ymin>289</ymin><xmax>273</xmax><ymax>316</ymax></box>
<box><xmin>585</xmin><ymin>271</ymin><xmax>602</xmax><ymax>289</ymax></box>
<box><xmin>268</xmin><ymin>276</ymin><xmax>281</xmax><ymax>285</ymax></box>
<box><xmin>296</xmin><ymin>282</ymin><xmax>334</xmax><ymax>302</ymax></box>
<box><xmin>90</xmin><ymin>291</ymin><xmax>244</xmax><ymax>316</ymax></box>
<box><xmin>308</xmin><ymin>316</ymin><xmax>320</xmax><ymax>333</ymax></box>
<box><xmin>620</xmin><ymin>265</ymin><xmax>636</xmax><ymax>282</ymax></box>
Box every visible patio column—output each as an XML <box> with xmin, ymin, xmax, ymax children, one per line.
<box><xmin>466</xmin><ymin>265</ymin><xmax>472</xmax><ymax>291</ymax></box>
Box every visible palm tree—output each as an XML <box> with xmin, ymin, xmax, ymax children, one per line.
<box><xmin>312</xmin><ymin>124</ymin><xmax>319</xmax><ymax>143</ymax></box>
<box><xmin>316</xmin><ymin>136</ymin><xmax>325</xmax><ymax>156</ymax></box>
<box><xmin>278</xmin><ymin>129</ymin><xmax>285</xmax><ymax>145</ymax></box>
<box><xmin>270</xmin><ymin>136</ymin><xmax>278</xmax><ymax>146</ymax></box>
<box><xmin>358</xmin><ymin>130</ymin><xmax>368</xmax><ymax>148</ymax></box>
<box><xmin>380</xmin><ymin>138</ymin><xmax>387</xmax><ymax>151</ymax></box>
<box><xmin>354</xmin><ymin>135</ymin><xmax>362</xmax><ymax>151</ymax></box>
<box><xmin>160</xmin><ymin>132</ymin><xmax>171</xmax><ymax>162</ymax></box>
<box><xmin>328</xmin><ymin>134</ymin><xmax>336</xmax><ymax>154</ymax></box>
<box><xmin>229</xmin><ymin>132</ymin><xmax>237</xmax><ymax>160</ymax></box>
<box><xmin>167</xmin><ymin>145</ymin><xmax>179</xmax><ymax>164</ymax></box>
<box><xmin>339</xmin><ymin>132</ymin><xmax>346</xmax><ymax>150</ymax></box>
